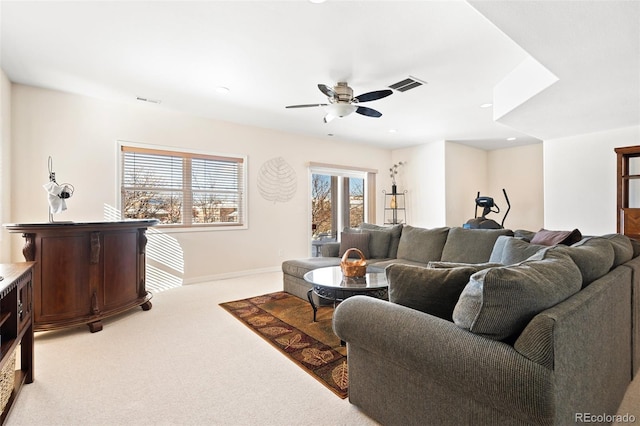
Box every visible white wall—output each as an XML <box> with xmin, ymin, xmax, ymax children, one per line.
<box><xmin>9</xmin><ymin>84</ymin><xmax>392</xmax><ymax>283</ymax></box>
<box><xmin>0</xmin><ymin>69</ymin><xmax>11</xmax><ymax>262</ymax></box>
<box><xmin>487</xmin><ymin>144</ymin><xmax>544</xmax><ymax>231</ymax></box>
<box><xmin>544</xmin><ymin>125</ymin><xmax>640</xmax><ymax>235</ymax></box>
<box><xmin>445</xmin><ymin>142</ymin><xmax>488</xmax><ymax>227</ymax></box>
<box><xmin>391</xmin><ymin>141</ymin><xmax>446</xmax><ymax>228</ymax></box>
<box><xmin>392</xmin><ymin>140</ymin><xmax>544</xmax><ymax>231</ymax></box>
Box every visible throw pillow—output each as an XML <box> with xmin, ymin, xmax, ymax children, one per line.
<box><xmin>530</xmin><ymin>228</ymin><xmax>582</xmax><ymax>246</ymax></box>
<box><xmin>338</xmin><ymin>232</ymin><xmax>370</xmax><ymax>259</ymax></box>
<box><xmin>396</xmin><ymin>225</ymin><xmax>449</xmax><ymax>263</ymax></box>
<box><xmin>386</xmin><ymin>264</ymin><xmax>481</xmax><ymax>321</ymax></box>
<box><xmin>360</xmin><ymin>222</ymin><xmax>403</xmax><ymax>258</ymax></box>
<box><xmin>440</xmin><ymin>228</ymin><xmax>513</xmax><ymax>263</ymax></box>
<box><xmin>499</xmin><ymin>237</ymin><xmax>546</xmax><ymax>265</ymax></box>
<box><xmin>453</xmin><ymin>247</ymin><xmax>582</xmax><ymax>341</ymax></box>
<box><xmin>362</xmin><ymin>228</ymin><xmax>392</xmax><ymax>259</ymax></box>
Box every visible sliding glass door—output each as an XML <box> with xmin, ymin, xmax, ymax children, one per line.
<box><xmin>310</xmin><ymin>166</ymin><xmax>371</xmax><ymax>256</ymax></box>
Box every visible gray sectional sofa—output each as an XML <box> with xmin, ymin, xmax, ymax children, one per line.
<box><xmin>282</xmin><ymin>223</ymin><xmax>640</xmax><ymax>425</ymax></box>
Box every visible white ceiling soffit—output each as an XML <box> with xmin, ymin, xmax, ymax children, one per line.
<box><xmin>469</xmin><ymin>0</ymin><xmax>640</xmax><ymax>140</ymax></box>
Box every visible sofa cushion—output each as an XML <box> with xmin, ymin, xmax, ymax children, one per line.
<box><xmin>530</xmin><ymin>228</ymin><xmax>582</xmax><ymax>246</ymax></box>
<box><xmin>387</xmin><ymin>264</ymin><xmax>481</xmax><ymax>321</ymax></box>
<box><xmin>362</xmin><ymin>228</ymin><xmax>392</xmax><ymax>259</ymax></box>
<box><xmin>427</xmin><ymin>261</ymin><xmax>502</xmax><ymax>270</ymax></box>
<box><xmin>498</xmin><ymin>237</ymin><xmax>546</xmax><ymax>265</ymax></box>
<box><xmin>601</xmin><ymin>233</ymin><xmax>634</xmax><ymax>267</ymax></box>
<box><xmin>452</xmin><ymin>247</ymin><xmax>582</xmax><ymax>341</ymax></box>
<box><xmin>361</xmin><ymin>222</ymin><xmax>403</xmax><ymax>258</ymax></box>
<box><xmin>441</xmin><ymin>228</ymin><xmax>514</xmax><ymax>263</ymax></box>
<box><xmin>339</xmin><ymin>232</ymin><xmax>370</xmax><ymax>259</ymax></box>
<box><xmin>396</xmin><ymin>225</ymin><xmax>449</xmax><ymax>263</ymax></box>
<box><xmin>561</xmin><ymin>237</ymin><xmax>615</xmax><ymax>287</ymax></box>
<box><xmin>281</xmin><ymin>257</ymin><xmax>341</xmax><ymax>278</ymax></box>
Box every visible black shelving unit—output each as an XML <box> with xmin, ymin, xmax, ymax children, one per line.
<box><xmin>383</xmin><ymin>185</ymin><xmax>406</xmax><ymax>224</ymax></box>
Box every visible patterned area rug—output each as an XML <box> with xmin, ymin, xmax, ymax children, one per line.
<box><xmin>220</xmin><ymin>291</ymin><xmax>348</xmax><ymax>398</ymax></box>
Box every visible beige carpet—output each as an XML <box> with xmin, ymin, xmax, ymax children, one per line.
<box><xmin>5</xmin><ymin>271</ymin><xmax>640</xmax><ymax>425</ymax></box>
<box><xmin>6</xmin><ymin>272</ymin><xmax>377</xmax><ymax>426</ymax></box>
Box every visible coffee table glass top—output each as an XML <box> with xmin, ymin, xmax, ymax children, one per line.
<box><xmin>303</xmin><ymin>265</ymin><xmax>388</xmax><ymax>290</ymax></box>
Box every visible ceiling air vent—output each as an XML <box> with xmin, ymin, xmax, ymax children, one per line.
<box><xmin>389</xmin><ymin>76</ymin><xmax>427</xmax><ymax>92</ymax></box>
<box><xmin>136</xmin><ymin>96</ymin><xmax>162</xmax><ymax>104</ymax></box>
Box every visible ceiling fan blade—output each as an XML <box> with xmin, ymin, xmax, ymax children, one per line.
<box><xmin>356</xmin><ymin>106</ymin><xmax>382</xmax><ymax>118</ymax></box>
<box><xmin>285</xmin><ymin>103</ymin><xmax>327</xmax><ymax>109</ymax></box>
<box><xmin>318</xmin><ymin>84</ymin><xmax>336</xmax><ymax>99</ymax></box>
<box><xmin>354</xmin><ymin>89</ymin><xmax>393</xmax><ymax>103</ymax></box>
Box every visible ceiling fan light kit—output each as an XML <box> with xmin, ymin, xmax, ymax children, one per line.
<box><xmin>286</xmin><ymin>81</ymin><xmax>393</xmax><ymax>123</ymax></box>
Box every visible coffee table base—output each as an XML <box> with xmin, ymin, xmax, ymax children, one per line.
<box><xmin>307</xmin><ymin>286</ymin><xmax>388</xmax><ymax>322</ymax></box>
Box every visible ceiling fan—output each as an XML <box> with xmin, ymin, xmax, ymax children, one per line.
<box><xmin>285</xmin><ymin>82</ymin><xmax>393</xmax><ymax>123</ymax></box>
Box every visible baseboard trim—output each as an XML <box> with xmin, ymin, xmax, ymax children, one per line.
<box><xmin>183</xmin><ymin>266</ymin><xmax>281</xmax><ymax>285</ymax></box>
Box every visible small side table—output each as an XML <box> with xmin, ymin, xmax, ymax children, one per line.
<box><xmin>303</xmin><ymin>266</ymin><xmax>388</xmax><ymax>322</ymax></box>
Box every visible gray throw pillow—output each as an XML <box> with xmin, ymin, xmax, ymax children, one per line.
<box><xmin>396</xmin><ymin>225</ymin><xmax>449</xmax><ymax>263</ymax></box>
<box><xmin>499</xmin><ymin>237</ymin><xmax>546</xmax><ymax>265</ymax></box>
<box><xmin>441</xmin><ymin>228</ymin><xmax>513</xmax><ymax>263</ymax></box>
<box><xmin>362</xmin><ymin>228</ymin><xmax>392</xmax><ymax>259</ymax></box>
<box><xmin>338</xmin><ymin>232</ymin><xmax>370</xmax><ymax>259</ymax></box>
<box><xmin>453</xmin><ymin>247</ymin><xmax>582</xmax><ymax>341</ymax></box>
<box><xmin>361</xmin><ymin>222</ymin><xmax>403</xmax><ymax>258</ymax></box>
<box><xmin>387</xmin><ymin>264</ymin><xmax>480</xmax><ymax>321</ymax></box>
<box><xmin>558</xmin><ymin>237</ymin><xmax>615</xmax><ymax>287</ymax></box>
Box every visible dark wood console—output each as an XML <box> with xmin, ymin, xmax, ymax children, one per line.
<box><xmin>4</xmin><ymin>220</ymin><xmax>158</xmax><ymax>333</ymax></box>
<box><xmin>0</xmin><ymin>263</ymin><xmax>34</xmax><ymax>424</ymax></box>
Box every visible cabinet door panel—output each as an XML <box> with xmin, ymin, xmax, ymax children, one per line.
<box><xmin>39</xmin><ymin>236</ymin><xmax>91</xmax><ymax>321</ymax></box>
<box><xmin>102</xmin><ymin>231</ymin><xmax>139</xmax><ymax>310</ymax></box>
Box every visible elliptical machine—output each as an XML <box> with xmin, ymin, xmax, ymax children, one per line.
<box><xmin>464</xmin><ymin>188</ymin><xmax>511</xmax><ymax>229</ymax></box>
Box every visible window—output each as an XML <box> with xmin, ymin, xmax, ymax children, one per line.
<box><xmin>119</xmin><ymin>143</ymin><xmax>246</xmax><ymax>228</ymax></box>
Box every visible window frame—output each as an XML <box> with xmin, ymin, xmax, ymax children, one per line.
<box><xmin>117</xmin><ymin>141</ymin><xmax>248</xmax><ymax>231</ymax></box>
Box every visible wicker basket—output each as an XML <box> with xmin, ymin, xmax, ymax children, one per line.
<box><xmin>0</xmin><ymin>350</ymin><xmax>16</xmax><ymax>413</ymax></box>
<box><xmin>340</xmin><ymin>248</ymin><xmax>367</xmax><ymax>277</ymax></box>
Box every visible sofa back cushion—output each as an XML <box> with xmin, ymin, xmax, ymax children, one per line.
<box><xmin>601</xmin><ymin>233</ymin><xmax>634</xmax><ymax>267</ymax></box>
<box><xmin>360</xmin><ymin>223</ymin><xmax>403</xmax><ymax>258</ymax></box>
<box><xmin>453</xmin><ymin>247</ymin><xmax>582</xmax><ymax>341</ymax></box>
<box><xmin>396</xmin><ymin>225</ymin><xmax>449</xmax><ymax>263</ymax></box>
<box><xmin>441</xmin><ymin>228</ymin><xmax>513</xmax><ymax>264</ymax></box>
<box><xmin>561</xmin><ymin>237</ymin><xmax>615</xmax><ymax>287</ymax></box>
<box><xmin>338</xmin><ymin>232</ymin><xmax>370</xmax><ymax>259</ymax></box>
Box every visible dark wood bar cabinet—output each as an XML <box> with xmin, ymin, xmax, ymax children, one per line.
<box><xmin>4</xmin><ymin>220</ymin><xmax>157</xmax><ymax>333</ymax></box>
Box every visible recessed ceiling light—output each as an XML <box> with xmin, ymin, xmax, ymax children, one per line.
<box><xmin>480</xmin><ymin>103</ymin><xmax>493</xmax><ymax>108</ymax></box>
<box><xmin>309</xmin><ymin>0</ymin><xmax>326</xmax><ymax>3</ymax></box>
<box><xmin>507</xmin><ymin>137</ymin><xmax>517</xmax><ymax>141</ymax></box>
<box><xmin>215</xmin><ymin>86</ymin><xmax>230</xmax><ymax>94</ymax></box>
<box><xmin>389</xmin><ymin>129</ymin><xmax>397</xmax><ymax>133</ymax></box>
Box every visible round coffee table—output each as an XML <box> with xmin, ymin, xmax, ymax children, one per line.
<box><xmin>303</xmin><ymin>265</ymin><xmax>388</xmax><ymax>322</ymax></box>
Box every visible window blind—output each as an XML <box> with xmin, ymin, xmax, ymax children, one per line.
<box><xmin>120</xmin><ymin>145</ymin><xmax>245</xmax><ymax>227</ymax></box>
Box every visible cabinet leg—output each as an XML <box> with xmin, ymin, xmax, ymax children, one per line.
<box><xmin>88</xmin><ymin>321</ymin><xmax>103</xmax><ymax>333</ymax></box>
<box><xmin>141</xmin><ymin>301</ymin><xmax>152</xmax><ymax>311</ymax></box>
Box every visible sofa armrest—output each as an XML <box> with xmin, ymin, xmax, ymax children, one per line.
<box><xmin>333</xmin><ymin>296</ymin><xmax>554</xmax><ymax>422</ymax></box>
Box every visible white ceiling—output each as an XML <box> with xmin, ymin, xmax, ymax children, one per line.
<box><xmin>1</xmin><ymin>0</ymin><xmax>638</xmax><ymax>151</ymax></box>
